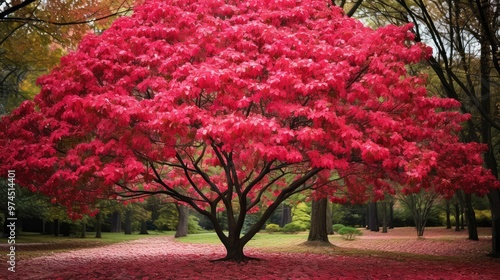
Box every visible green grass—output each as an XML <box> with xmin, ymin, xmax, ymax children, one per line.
<box><xmin>175</xmin><ymin>231</ymin><xmax>308</xmax><ymax>248</ymax></box>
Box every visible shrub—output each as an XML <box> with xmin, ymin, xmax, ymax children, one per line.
<box><xmin>291</xmin><ymin>202</ymin><xmax>311</xmax><ymax>229</ymax></box>
<box><xmin>475</xmin><ymin>210</ymin><xmax>492</xmax><ymax>227</ymax></box>
<box><xmin>188</xmin><ymin>215</ymin><xmax>203</xmax><ymax>234</ymax></box>
<box><xmin>265</xmin><ymin>223</ymin><xmax>281</xmax><ymax>233</ymax></box>
<box><xmin>332</xmin><ymin>224</ymin><xmax>346</xmax><ymax>233</ymax></box>
<box><xmin>338</xmin><ymin>227</ymin><xmax>362</xmax><ymax>240</ymax></box>
<box><xmin>282</xmin><ymin>222</ymin><xmax>306</xmax><ymax>233</ymax></box>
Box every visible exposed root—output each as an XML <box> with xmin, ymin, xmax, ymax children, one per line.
<box><xmin>301</xmin><ymin>240</ymin><xmax>335</xmax><ymax>247</ymax></box>
<box><xmin>210</xmin><ymin>255</ymin><xmax>261</xmax><ymax>263</ymax></box>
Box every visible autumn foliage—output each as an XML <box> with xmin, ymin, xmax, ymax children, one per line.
<box><xmin>1</xmin><ymin>0</ymin><xmax>497</xmax><ymax>261</ymax></box>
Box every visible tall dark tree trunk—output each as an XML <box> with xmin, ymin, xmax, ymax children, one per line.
<box><xmin>139</xmin><ymin>221</ymin><xmax>149</xmax><ymax>234</ymax></box>
<box><xmin>489</xmin><ymin>190</ymin><xmax>500</xmax><ymax>257</ymax></box>
<box><xmin>307</xmin><ymin>198</ymin><xmax>329</xmax><ymax>243</ymax></box>
<box><xmin>80</xmin><ymin>223</ymin><xmax>86</xmax><ymax>238</ymax></box>
<box><xmin>61</xmin><ymin>222</ymin><xmax>70</xmax><ymax>237</ymax></box>
<box><xmin>388</xmin><ymin>201</ymin><xmax>394</xmax><ymax>229</ymax></box>
<box><xmin>363</xmin><ymin>203</ymin><xmax>370</xmax><ymax>229</ymax></box>
<box><xmin>381</xmin><ymin>201</ymin><xmax>388</xmax><ymax>233</ymax></box>
<box><xmin>460</xmin><ymin>207</ymin><xmax>465</xmax><ymax>230</ymax></box>
<box><xmin>454</xmin><ymin>202</ymin><xmax>460</xmax><ymax>232</ymax></box>
<box><xmin>124</xmin><ymin>208</ymin><xmax>132</xmax><ymax>235</ymax></box>
<box><xmin>110</xmin><ymin>211</ymin><xmax>121</xmax><ymax>232</ymax></box>
<box><xmin>476</xmin><ymin>1</ymin><xmax>500</xmax><ymax>257</ymax></box>
<box><xmin>280</xmin><ymin>204</ymin><xmax>292</xmax><ymax>227</ymax></box>
<box><xmin>326</xmin><ymin>201</ymin><xmax>333</xmax><ymax>235</ymax></box>
<box><xmin>368</xmin><ymin>202</ymin><xmax>379</xmax><ymax>232</ymax></box>
<box><xmin>465</xmin><ymin>194</ymin><xmax>478</xmax><ymax>241</ymax></box>
<box><xmin>446</xmin><ymin>200</ymin><xmax>452</xmax><ymax>229</ymax></box>
<box><xmin>95</xmin><ymin>212</ymin><xmax>102</xmax><ymax>238</ymax></box>
<box><xmin>54</xmin><ymin>219</ymin><xmax>59</xmax><ymax>237</ymax></box>
<box><xmin>175</xmin><ymin>204</ymin><xmax>189</xmax><ymax>238</ymax></box>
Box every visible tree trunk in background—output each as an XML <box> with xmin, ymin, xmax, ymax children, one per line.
<box><xmin>381</xmin><ymin>201</ymin><xmax>387</xmax><ymax>233</ymax></box>
<box><xmin>140</xmin><ymin>221</ymin><xmax>149</xmax><ymax>234</ymax></box>
<box><xmin>388</xmin><ymin>201</ymin><xmax>394</xmax><ymax>229</ymax></box>
<box><xmin>95</xmin><ymin>212</ymin><xmax>102</xmax><ymax>238</ymax></box>
<box><xmin>454</xmin><ymin>203</ymin><xmax>460</xmax><ymax>232</ymax></box>
<box><xmin>465</xmin><ymin>194</ymin><xmax>478</xmax><ymax>241</ymax></box>
<box><xmin>124</xmin><ymin>208</ymin><xmax>132</xmax><ymax>234</ymax></box>
<box><xmin>80</xmin><ymin>223</ymin><xmax>86</xmax><ymax>238</ymax></box>
<box><xmin>461</xmin><ymin>207</ymin><xmax>465</xmax><ymax>230</ymax></box>
<box><xmin>280</xmin><ymin>204</ymin><xmax>292</xmax><ymax>227</ymax></box>
<box><xmin>446</xmin><ymin>200</ymin><xmax>452</xmax><ymax>229</ymax></box>
<box><xmin>326</xmin><ymin>201</ymin><xmax>333</xmax><ymax>235</ymax></box>
<box><xmin>307</xmin><ymin>198</ymin><xmax>329</xmax><ymax>243</ymax></box>
<box><xmin>478</xmin><ymin>19</ymin><xmax>500</xmax><ymax>254</ymax></box>
<box><xmin>110</xmin><ymin>212</ymin><xmax>121</xmax><ymax>233</ymax></box>
<box><xmin>368</xmin><ymin>202</ymin><xmax>379</xmax><ymax>232</ymax></box>
<box><xmin>175</xmin><ymin>204</ymin><xmax>189</xmax><ymax>238</ymax></box>
<box><xmin>54</xmin><ymin>219</ymin><xmax>59</xmax><ymax>237</ymax></box>
<box><xmin>61</xmin><ymin>222</ymin><xmax>70</xmax><ymax>236</ymax></box>
<box><xmin>489</xmin><ymin>190</ymin><xmax>500</xmax><ymax>257</ymax></box>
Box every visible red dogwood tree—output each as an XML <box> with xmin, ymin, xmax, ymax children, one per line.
<box><xmin>1</xmin><ymin>0</ymin><xmax>497</xmax><ymax>261</ymax></box>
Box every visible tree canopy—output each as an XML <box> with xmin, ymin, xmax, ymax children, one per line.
<box><xmin>1</xmin><ymin>0</ymin><xmax>498</xmax><ymax>261</ymax></box>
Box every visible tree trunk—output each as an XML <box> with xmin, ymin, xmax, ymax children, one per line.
<box><xmin>213</xmin><ymin>235</ymin><xmax>257</xmax><ymax>263</ymax></box>
<box><xmin>445</xmin><ymin>200</ymin><xmax>452</xmax><ymax>229</ymax></box>
<box><xmin>388</xmin><ymin>201</ymin><xmax>394</xmax><ymax>229</ymax></box>
<box><xmin>465</xmin><ymin>194</ymin><xmax>478</xmax><ymax>241</ymax></box>
<box><xmin>489</xmin><ymin>190</ymin><xmax>500</xmax><ymax>257</ymax></box>
<box><xmin>124</xmin><ymin>208</ymin><xmax>132</xmax><ymax>234</ymax></box>
<box><xmin>415</xmin><ymin>214</ymin><xmax>424</xmax><ymax>237</ymax></box>
<box><xmin>460</xmin><ymin>208</ymin><xmax>465</xmax><ymax>230</ymax></box>
<box><xmin>54</xmin><ymin>219</ymin><xmax>59</xmax><ymax>237</ymax></box>
<box><xmin>368</xmin><ymin>202</ymin><xmax>379</xmax><ymax>232</ymax></box>
<box><xmin>454</xmin><ymin>202</ymin><xmax>460</xmax><ymax>232</ymax></box>
<box><xmin>80</xmin><ymin>222</ymin><xmax>86</xmax><ymax>238</ymax></box>
<box><xmin>381</xmin><ymin>201</ymin><xmax>388</xmax><ymax>233</ymax></box>
<box><xmin>139</xmin><ymin>220</ymin><xmax>149</xmax><ymax>234</ymax></box>
<box><xmin>110</xmin><ymin>211</ymin><xmax>121</xmax><ymax>233</ymax></box>
<box><xmin>307</xmin><ymin>198</ymin><xmax>330</xmax><ymax>243</ymax></box>
<box><xmin>326</xmin><ymin>201</ymin><xmax>333</xmax><ymax>235</ymax></box>
<box><xmin>280</xmin><ymin>204</ymin><xmax>292</xmax><ymax>227</ymax></box>
<box><xmin>478</xmin><ymin>11</ymin><xmax>500</xmax><ymax>255</ymax></box>
<box><xmin>95</xmin><ymin>212</ymin><xmax>102</xmax><ymax>238</ymax></box>
<box><xmin>61</xmin><ymin>222</ymin><xmax>70</xmax><ymax>237</ymax></box>
<box><xmin>175</xmin><ymin>203</ymin><xmax>189</xmax><ymax>238</ymax></box>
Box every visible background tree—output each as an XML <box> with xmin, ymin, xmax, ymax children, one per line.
<box><xmin>1</xmin><ymin>0</ymin><xmax>498</xmax><ymax>262</ymax></box>
<box><xmin>398</xmin><ymin>189</ymin><xmax>440</xmax><ymax>237</ymax></box>
<box><xmin>356</xmin><ymin>0</ymin><xmax>500</xmax><ymax>257</ymax></box>
<box><xmin>0</xmin><ymin>0</ymin><xmax>133</xmax><ymax>112</ymax></box>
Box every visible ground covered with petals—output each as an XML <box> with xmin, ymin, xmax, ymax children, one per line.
<box><xmin>4</xmin><ymin>228</ymin><xmax>500</xmax><ymax>279</ymax></box>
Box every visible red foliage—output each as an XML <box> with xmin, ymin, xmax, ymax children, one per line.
<box><xmin>0</xmin><ymin>0</ymin><xmax>497</xmax><ymax>225</ymax></box>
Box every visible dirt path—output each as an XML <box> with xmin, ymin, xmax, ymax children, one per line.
<box><xmin>3</xmin><ymin>228</ymin><xmax>500</xmax><ymax>280</ymax></box>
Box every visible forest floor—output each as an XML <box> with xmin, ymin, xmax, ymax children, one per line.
<box><xmin>2</xmin><ymin>227</ymin><xmax>499</xmax><ymax>279</ymax></box>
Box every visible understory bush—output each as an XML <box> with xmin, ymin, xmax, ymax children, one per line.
<box><xmin>338</xmin><ymin>227</ymin><xmax>362</xmax><ymax>240</ymax></box>
<box><xmin>266</xmin><ymin>223</ymin><xmax>281</xmax><ymax>233</ymax></box>
<box><xmin>188</xmin><ymin>215</ymin><xmax>203</xmax><ymax>234</ymax></box>
<box><xmin>282</xmin><ymin>222</ymin><xmax>306</xmax><ymax>233</ymax></box>
<box><xmin>332</xmin><ymin>224</ymin><xmax>346</xmax><ymax>233</ymax></box>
